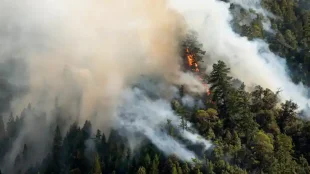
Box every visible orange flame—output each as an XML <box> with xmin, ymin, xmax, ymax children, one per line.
<box><xmin>194</xmin><ymin>63</ymin><xmax>199</xmax><ymax>72</ymax></box>
<box><xmin>185</xmin><ymin>48</ymin><xmax>212</xmax><ymax>101</ymax></box>
<box><xmin>186</xmin><ymin>48</ymin><xmax>194</xmax><ymax>66</ymax></box>
<box><xmin>186</xmin><ymin>48</ymin><xmax>199</xmax><ymax>72</ymax></box>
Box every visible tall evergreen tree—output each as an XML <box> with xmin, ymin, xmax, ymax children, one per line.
<box><xmin>150</xmin><ymin>154</ymin><xmax>159</xmax><ymax>174</ymax></box>
<box><xmin>93</xmin><ymin>154</ymin><xmax>102</xmax><ymax>174</ymax></box>
<box><xmin>208</xmin><ymin>60</ymin><xmax>232</xmax><ymax>118</ymax></box>
<box><xmin>22</xmin><ymin>144</ymin><xmax>28</xmax><ymax>160</ymax></box>
<box><xmin>51</xmin><ymin>125</ymin><xmax>63</xmax><ymax>173</ymax></box>
<box><xmin>181</xmin><ymin>31</ymin><xmax>206</xmax><ymax>72</ymax></box>
<box><xmin>137</xmin><ymin>167</ymin><xmax>146</xmax><ymax>174</ymax></box>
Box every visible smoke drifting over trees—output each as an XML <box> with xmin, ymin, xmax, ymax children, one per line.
<box><xmin>170</xmin><ymin>0</ymin><xmax>310</xmax><ymax>112</ymax></box>
<box><xmin>1</xmin><ymin>0</ymin><xmax>310</xmax><ymax>173</ymax></box>
<box><xmin>0</xmin><ymin>0</ymin><xmax>208</xmax><ymax>172</ymax></box>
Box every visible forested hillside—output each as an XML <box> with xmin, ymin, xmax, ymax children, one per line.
<box><xmin>2</xmin><ymin>0</ymin><xmax>310</xmax><ymax>174</ymax></box>
<box><xmin>233</xmin><ymin>0</ymin><xmax>310</xmax><ymax>86</ymax></box>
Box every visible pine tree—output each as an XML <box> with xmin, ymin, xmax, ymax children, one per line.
<box><xmin>208</xmin><ymin>60</ymin><xmax>232</xmax><ymax>118</ymax></box>
<box><xmin>284</xmin><ymin>29</ymin><xmax>298</xmax><ymax>49</ymax></box>
<box><xmin>274</xmin><ymin>134</ymin><xmax>297</xmax><ymax>173</ymax></box>
<box><xmin>206</xmin><ymin>160</ymin><xmax>215</xmax><ymax>174</ymax></box>
<box><xmin>171</xmin><ymin>165</ymin><xmax>178</xmax><ymax>174</ymax></box>
<box><xmin>93</xmin><ymin>154</ymin><xmax>102</xmax><ymax>174</ymax></box>
<box><xmin>82</xmin><ymin>120</ymin><xmax>92</xmax><ymax>138</ymax></box>
<box><xmin>181</xmin><ymin>31</ymin><xmax>206</xmax><ymax>73</ymax></box>
<box><xmin>229</xmin><ymin>84</ymin><xmax>258</xmax><ymax>139</ymax></box>
<box><xmin>53</xmin><ymin>125</ymin><xmax>62</xmax><ymax>155</ymax></box>
<box><xmin>95</xmin><ymin>129</ymin><xmax>102</xmax><ymax>151</ymax></box>
<box><xmin>150</xmin><ymin>154</ymin><xmax>159</xmax><ymax>174</ymax></box>
<box><xmin>182</xmin><ymin>163</ymin><xmax>190</xmax><ymax>174</ymax></box>
<box><xmin>303</xmin><ymin>11</ymin><xmax>310</xmax><ymax>45</ymax></box>
<box><xmin>279</xmin><ymin>100</ymin><xmax>298</xmax><ymax>133</ymax></box>
<box><xmin>51</xmin><ymin>125</ymin><xmax>63</xmax><ymax>173</ymax></box>
<box><xmin>100</xmin><ymin>132</ymin><xmax>107</xmax><ymax>158</ymax></box>
<box><xmin>22</xmin><ymin>144</ymin><xmax>28</xmax><ymax>160</ymax></box>
<box><xmin>137</xmin><ymin>167</ymin><xmax>146</xmax><ymax>174</ymax></box>
<box><xmin>179</xmin><ymin>114</ymin><xmax>188</xmax><ymax>132</ymax></box>
<box><xmin>96</xmin><ymin>130</ymin><xmax>101</xmax><ymax>141</ymax></box>
<box><xmin>143</xmin><ymin>153</ymin><xmax>151</xmax><ymax>169</ymax></box>
<box><xmin>251</xmin><ymin>131</ymin><xmax>274</xmax><ymax>170</ymax></box>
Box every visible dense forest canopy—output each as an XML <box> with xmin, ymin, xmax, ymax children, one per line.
<box><xmin>2</xmin><ymin>0</ymin><xmax>310</xmax><ymax>174</ymax></box>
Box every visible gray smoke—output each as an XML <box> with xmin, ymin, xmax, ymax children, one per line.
<box><xmin>116</xmin><ymin>84</ymin><xmax>211</xmax><ymax>161</ymax></box>
<box><xmin>169</xmin><ymin>0</ymin><xmax>310</xmax><ymax>114</ymax></box>
<box><xmin>0</xmin><ymin>0</ymin><xmax>208</xmax><ymax>171</ymax></box>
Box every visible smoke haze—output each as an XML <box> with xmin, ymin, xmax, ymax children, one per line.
<box><xmin>2</xmin><ymin>0</ymin><xmax>310</xmax><ymax>172</ymax></box>
<box><xmin>0</xmin><ymin>0</ymin><xmax>209</xmax><ymax>172</ymax></box>
<box><xmin>116</xmin><ymin>85</ymin><xmax>211</xmax><ymax>161</ymax></box>
<box><xmin>170</xmin><ymin>0</ymin><xmax>310</xmax><ymax>112</ymax></box>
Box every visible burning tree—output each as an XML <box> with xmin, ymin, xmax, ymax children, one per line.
<box><xmin>181</xmin><ymin>31</ymin><xmax>206</xmax><ymax>74</ymax></box>
<box><xmin>181</xmin><ymin>31</ymin><xmax>211</xmax><ymax>97</ymax></box>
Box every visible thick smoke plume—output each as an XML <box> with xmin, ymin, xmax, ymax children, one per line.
<box><xmin>116</xmin><ymin>83</ymin><xmax>211</xmax><ymax>161</ymax></box>
<box><xmin>0</xmin><ymin>0</ymin><xmax>208</xmax><ymax>172</ymax></box>
<box><xmin>170</xmin><ymin>0</ymin><xmax>310</xmax><ymax>113</ymax></box>
<box><xmin>1</xmin><ymin>0</ymin><xmax>188</xmax><ymax>125</ymax></box>
<box><xmin>3</xmin><ymin>0</ymin><xmax>310</xmax><ymax>172</ymax></box>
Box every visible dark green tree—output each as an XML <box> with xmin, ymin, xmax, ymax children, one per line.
<box><xmin>93</xmin><ymin>154</ymin><xmax>102</xmax><ymax>174</ymax></box>
<box><xmin>137</xmin><ymin>167</ymin><xmax>146</xmax><ymax>174</ymax></box>
<box><xmin>208</xmin><ymin>60</ymin><xmax>232</xmax><ymax>118</ymax></box>
<box><xmin>51</xmin><ymin>125</ymin><xmax>63</xmax><ymax>173</ymax></box>
<box><xmin>150</xmin><ymin>154</ymin><xmax>159</xmax><ymax>174</ymax></box>
<box><xmin>278</xmin><ymin>100</ymin><xmax>298</xmax><ymax>134</ymax></box>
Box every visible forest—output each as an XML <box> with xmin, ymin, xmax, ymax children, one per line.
<box><xmin>2</xmin><ymin>0</ymin><xmax>310</xmax><ymax>174</ymax></box>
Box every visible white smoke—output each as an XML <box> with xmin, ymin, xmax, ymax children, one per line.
<box><xmin>181</xmin><ymin>95</ymin><xmax>195</xmax><ymax>108</ymax></box>
<box><xmin>116</xmin><ymin>86</ymin><xmax>212</xmax><ymax>161</ymax></box>
<box><xmin>3</xmin><ymin>0</ymin><xmax>310</xmax><ymax>172</ymax></box>
<box><xmin>0</xmin><ymin>0</ymin><xmax>209</xmax><ymax>171</ymax></box>
<box><xmin>229</xmin><ymin>0</ymin><xmax>274</xmax><ymax>32</ymax></box>
<box><xmin>229</xmin><ymin>0</ymin><xmax>274</xmax><ymax>18</ymax></box>
<box><xmin>169</xmin><ymin>0</ymin><xmax>310</xmax><ymax>113</ymax></box>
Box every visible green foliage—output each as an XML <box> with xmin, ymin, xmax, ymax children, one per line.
<box><xmin>2</xmin><ymin>14</ymin><xmax>310</xmax><ymax>173</ymax></box>
<box><xmin>137</xmin><ymin>167</ymin><xmax>146</xmax><ymax>174</ymax></box>
<box><xmin>93</xmin><ymin>154</ymin><xmax>102</xmax><ymax>174</ymax></box>
<box><xmin>208</xmin><ymin>60</ymin><xmax>232</xmax><ymax>117</ymax></box>
<box><xmin>181</xmin><ymin>31</ymin><xmax>206</xmax><ymax>72</ymax></box>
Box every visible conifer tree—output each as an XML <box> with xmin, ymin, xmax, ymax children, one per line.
<box><xmin>137</xmin><ymin>167</ymin><xmax>146</xmax><ymax>174</ymax></box>
<box><xmin>52</xmin><ymin>125</ymin><xmax>63</xmax><ymax>173</ymax></box>
<box><xmin>22</xmin><ymin>144</ymin><xmax>28</xmax><ymax>160</ymax></box>
<box><xmin>150</xmin><ymin>154</ymin><xmax>159</xmax><ymax>174</ymax></box>
<box><xmin>93</xmin><ymin>154</ymin><xmax>102</xmax><ymax>174</ymax></box>
<box><xmin>208</xmin><ymin>60</ymin><xmax>232</xmax><ymax>117</ymax></box>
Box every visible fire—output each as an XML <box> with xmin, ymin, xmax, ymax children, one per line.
<box><xmin>186</xmin><ymin>48</ymin><xmax>199</xmax><ymax>72</ymax></box>
<box><xmin>194</xmin><ymin>63</ymin><xmax>199</xmax><ymax>72</ymax></box>
<box><xmin>185</xmin><ymin>47</ymin><xmax>211</xmax><ymax>97</ymax></box>
<box><xmin>186</xmin><ymin>48</ymin><xmax>193</xmax><ymax>66</ymax></box>
<box><xmin>184</xmin><ymin>47</ymin><xmax>214</xmax><ymax>105</ymax></box>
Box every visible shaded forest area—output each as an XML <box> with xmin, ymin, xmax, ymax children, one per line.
<box><xmin>2</xmin><ymin>0</ymin><xmax>310</xmax><ymax>174</ymax></box>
